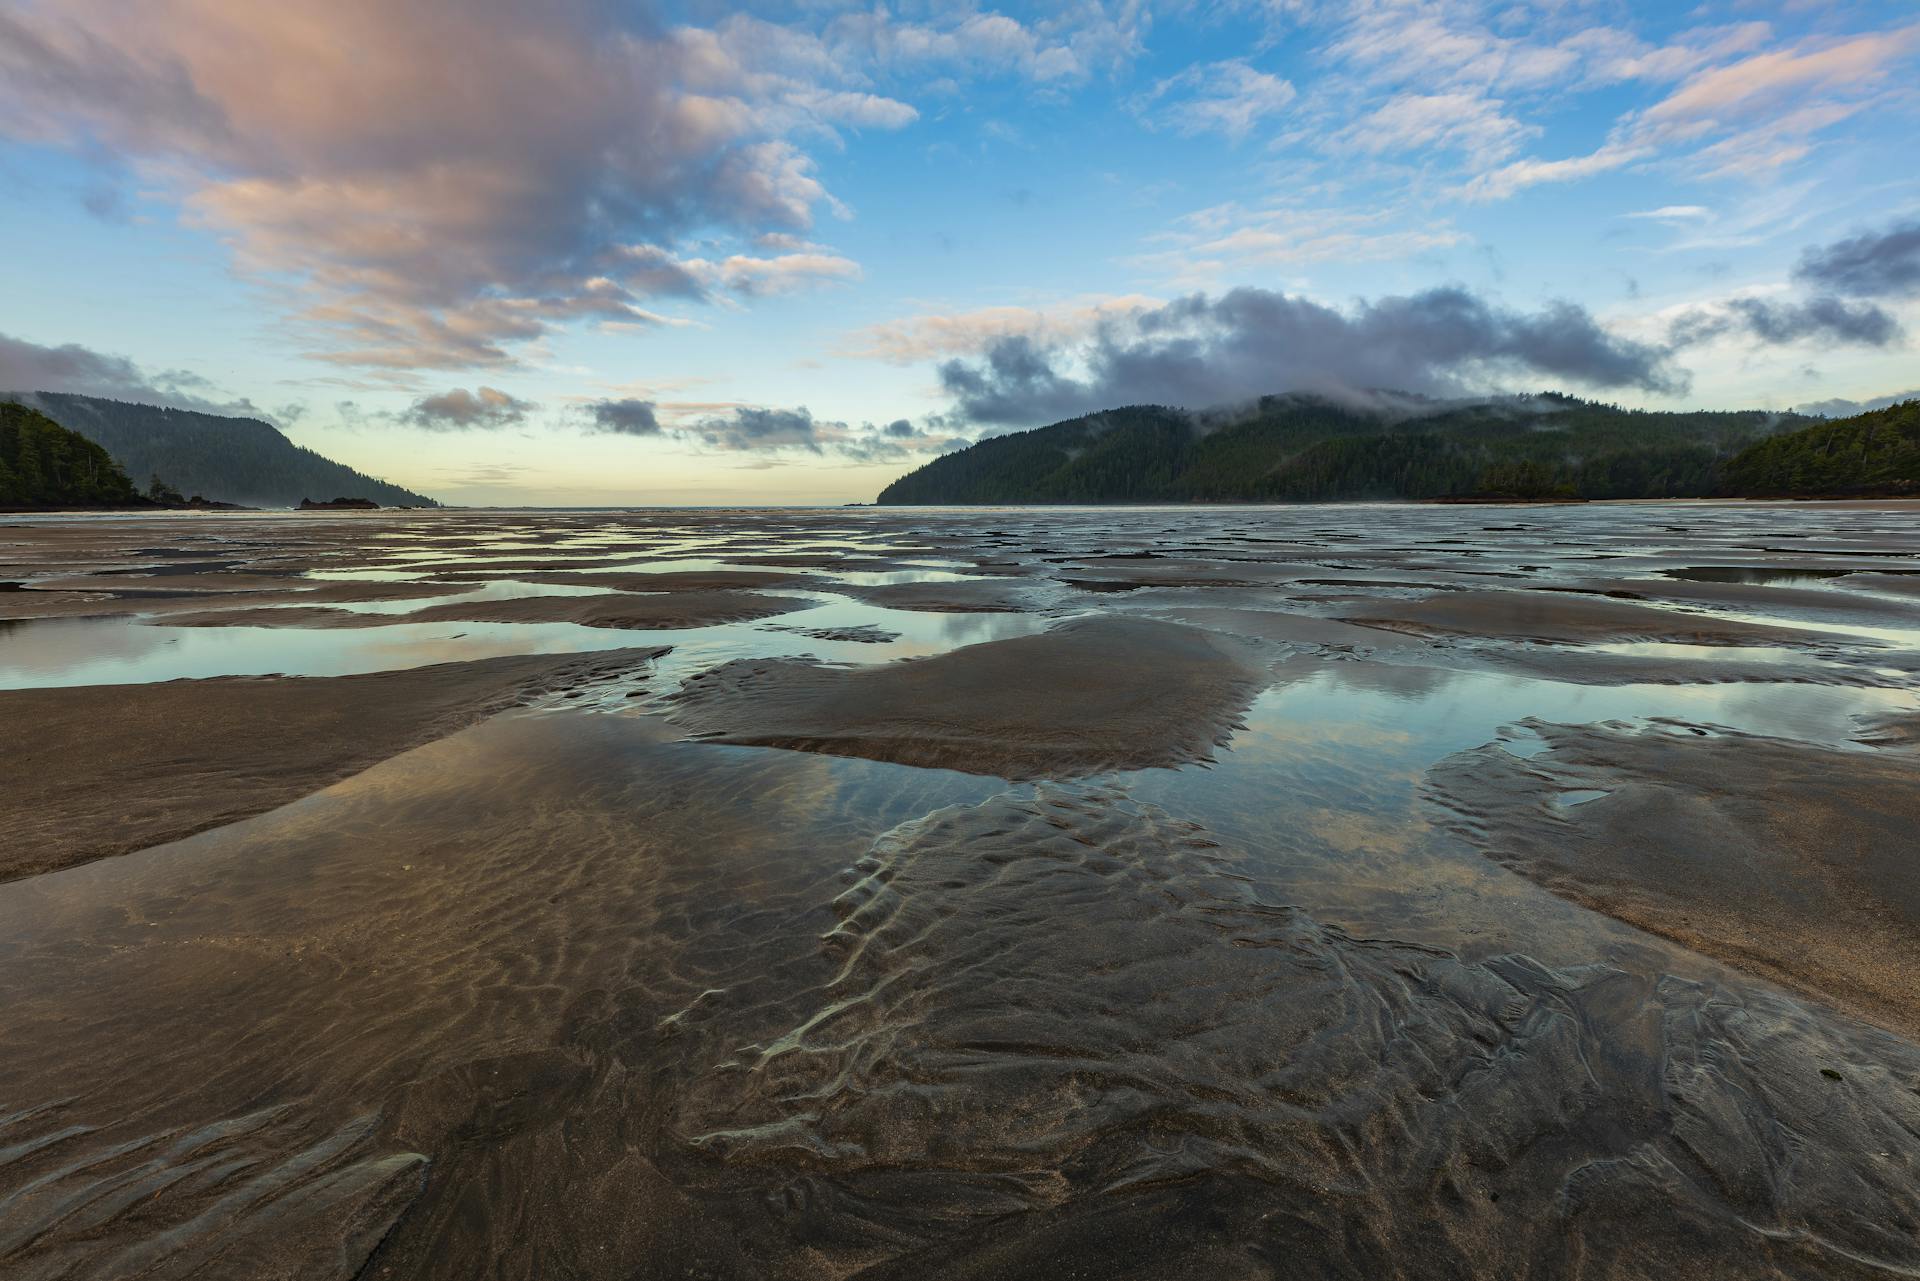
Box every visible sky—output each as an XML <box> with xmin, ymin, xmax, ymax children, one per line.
<box><xmin>2</xmin><ymin>0</ymin><xmax>1918</xmax><ymax>506</ymax></box>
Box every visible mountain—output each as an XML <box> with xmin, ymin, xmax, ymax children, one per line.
<box><xmin>876</xmin><ymin>392</ymin><xmax>1818</xmax><ymax>505</ymax></box>
<box><xmin>3</xmin><ymin>392</ymin><xmax>437</xmax><ymax>508</ymax></box>
<box><xmin>1721</xmin><ymin>399</ymin><xmax>1919</xmax><ymax>497</ymax></box>
<box><xmin>1</xmin><ymin>401</ymin><xmax>144</xmax><ymax>507</ymax></box>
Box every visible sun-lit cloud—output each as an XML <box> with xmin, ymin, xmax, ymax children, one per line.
<box><xmin>1461</xmin><ymin>21</ymin><xmax>1920</xmax><ymax>201</ymax></box>
<box><xmin>0</xmin><ymin>0</ymin><xmax>908</xmax><ymax>373</ymax></box>
<box><xmin>840</xmin><ymin>295</ymin><xmax>1164</xmax><ymax>364</ymax></box>
<box><xmin>401</xmin><ymin>386</ymin><xmax>536</xmax><ymax>431</ymax></box>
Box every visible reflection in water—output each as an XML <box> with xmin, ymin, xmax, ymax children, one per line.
<box><xmin>0</xmin><ymin>598</ymin><xmax>1050</xmax><ymax>689</ymax></box>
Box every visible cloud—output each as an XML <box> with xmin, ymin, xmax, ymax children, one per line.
<box><xmin>0</xmin><ymin>1</ymin><xmax>920</xmax><ymax>371</ymax></box>
<box><xmin>1667</xmin><ymin>295</ymin><xmax>1902</xmax><ymax>350</ymax></box>
<box><xmin>1337</xmin><ymin>91</ymin><xmax>1534</xmax><ymax>167</ymax></box>
<box><xmin>1794</xmin><ymin>389</ymin><xmax>1920</xmax><ymax>418</ymax></box>
<box><xmin>1625</xmin><ymin>205</ymin><xmax>1713</xmax><ymax>224</ymax></box>
<box><xmin>936</xmin><ymin>286</ymin><xmax>1682</xmax><ymax>426</ymax></box>
<box><xmin>1637</xmin><ymin>25</ymin><xmax>1920</xmax><ymax>135</ymax></box>
<box><xmin>695</xmin><ymin>252</ymin><xmax>862</xmax><ymax>297</ymax></box>
<box><xmin>674</xmin><ymin>404</ymin><xmax>963</xmax><ymax>461</ymax></box>
<box><xmin>1458</xmin><ymin>141</ymin><xmax>1646</xmax><ymax>203</ymax></box>
<box><xmin>1794</xmin><ymin>219</ymin><xmax>1920</xmax><ymax>299</ymax></box>
<box><xmin>831</xmin><ymin>416</ymin><xmax>969</xmax><ymax>463</ymax></box>
<box><xmin>841</xmin><ymin>294</ymin><xmax>1163</xmax><ymax>364</ymax></box>
<box><xmin>583</xmin><ymin>398</ymin><xmax>663</xmax><ymax>436</ymax></box>
<box><xmin>689</xmin><ymin>406</ymin><xmax>826</xmax><ymax>452</ymax></box>
<box><xmin>822</xmin><ymin>8</ymin><xmax>1145</xmax><ymax>88</ymax></box>
<box><xmin>402</xmin><ymin>386</ymin><xmax>535</xmax><ymax>431</ymax></box>
<box><xmin>1131</xmin><ymin>202</ymin><xmax>1466</xmax><ymax>285</ymax></box>
<box><xmin>1141</xmin><ymin>59</ymin><xmax>1296</xmax><ymax>140</ymax></box>
<box><xmin>0</xmin><ymin>329</ymin><xmax>264</xmax><ymax>416</ymax></box>
<box><xmin>1455</xmin><ymin>22</ymin><xmax>1920</xmax><ymax>201</ymax></box>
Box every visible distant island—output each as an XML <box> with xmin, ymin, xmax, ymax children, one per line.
<box><xmin>2</xmin><ymin>392</ymin><xmax>437</xmax><ymax>509</ymax></box>
<box><xmin>299</xmin><ymin>496</ymin><xmax>383</xmax><ymax>510</ymax></box>
<box><xmin>876</xmin><ymin>391</ymin><xmax>1920</xmax><ymax>504</ymax></box>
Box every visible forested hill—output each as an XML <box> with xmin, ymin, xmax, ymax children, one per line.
<box><xmin>1</xmin><ymin>401</ymin><xmax>143</xmax><ymax>507</ymax></box>
<box><xmin>1721</xmin><ymin>400</ymin><xmax>1919</xmax><ymax>497</ymax></box>
<box><xmin>4</xmin><ymin>392</ymin><xmax>437</xmax><ymax>508</ymax></box>
<box><xmin>876</xmin><ymin>392</ymin><xmax>1818</xmax><ymax>504</ymax></box>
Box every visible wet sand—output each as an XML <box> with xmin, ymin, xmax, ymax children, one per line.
<box><xmin>1</xmin><ymin>502</ymin><xmax>1918</xmax><ymax>1279</ymax></box>
<box><xmin>1429</xmin><ymin>719</ymin><xmax>1920</xmax><ymax>1039</ymax></box>
<box><xmin>1339</xmin><ymin>588</ymin><xmax>1837</xmax><ymax>645</ymax></box>
<box><xmin>668</xmin><ymin>616</ymin><xmax>1267</xmax><ymax>777</ymax></box>
<box><xmin>0</xmin><ymin>648</ymin><xmax>663</xmax><ymax>880</ymax></box>
<box><xmin>158</xmin><ymin>589</ymin><xmax>809</xmax><ymax>631</ymax></box>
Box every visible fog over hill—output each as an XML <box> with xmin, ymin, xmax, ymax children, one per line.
<box><xmin>878</xmin><ymin>390</ymin><xmax>1832</xmax><ymax>504</ymax></box>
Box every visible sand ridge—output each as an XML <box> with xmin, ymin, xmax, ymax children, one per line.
<box><xmin>667</xmin><ymin>615</ymin><xmax>1270</xmax><ymax>778</ymax></box>
<box><xmin>0</xmin><ymin>648</ymin><xmax>666</xmax><ymax>881</ymax></box>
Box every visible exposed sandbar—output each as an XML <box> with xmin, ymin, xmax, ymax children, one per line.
<box><xmin>667</xmin><ymin>616</ymin><xmax>1267</xmax><ymax>778</ymax></box>
<box><xmin>0</xmin><ymin>648</ymin><xmax>664</xmax><ymax>881</ymax></box>
<box><xmin>1342</xmin><ymin>589</ymin><xmax>1837</xmax><ymax>646</ymax></box>
<box><xmin>832</xmin><ymin>579</ymin><xmax>1039</xmax><ymax>612</ymax></box>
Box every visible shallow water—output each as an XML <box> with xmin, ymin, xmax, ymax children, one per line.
<box><xmin>2</xmin><ymin>502</ymin><xmax>1918</xmax><ymax>1279</ymax></box>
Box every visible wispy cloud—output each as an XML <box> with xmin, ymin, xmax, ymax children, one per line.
<box><xmin>1461</xmin><ymin>22</ymin><xmax>1920</xmax><ymax>201</ymax></box>
<box><xmin>840</xmin><ymin>295</ymin><xmax>1163</xmax><ymax>364</ymax></box>
<box><xmin>1139</xmin><ymin>59</ymin><xmax>1296</xmax><ymax>140</ymax></box>
<box><xmin>1130</xmin><ymin>201</ymin><xmax>1466</xmax><ymax>285</ymax></box>
<box><xmin>1625</xmin><ymin>206</ymin><xmax>1713</xmax><ymax>224</ymax></box>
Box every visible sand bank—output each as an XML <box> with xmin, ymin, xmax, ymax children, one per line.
<box><xmin>0</xmin><ymin>648</ymin><xmax>664</xmax><ymax>881</ymax></box>
<box><xmin>669</xmin><ymin>616</ymin><xmax>1268</xmax><ymax>778</ymax></box>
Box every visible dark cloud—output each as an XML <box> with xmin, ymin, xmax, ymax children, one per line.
<box><xmin>673</xmin><ymin>406</ymin><xmax>962</xmax><ymax>461</ymax></box>
<box><xmin>838</xmin><ymin>418</ymin><xmax>967</xmax><ymax>462</ymax></box>
<box><xmin>1668</xmin><ymin>296</ymin><xmax>1902</xmax><ymax>350</ymax></box>
<box><xmin>690</xmin><ymin>406</ymin><xmax>824</xmax><ymax>452</ymax></box>
<box><xmin>0</xmin><ymin>329</ymin><xmax>264</xmax><ymax>417</ymax></box>
<box><xmin>401</xmin><ymin>386</ymin><xmax>536</xmax><ymax>430</ymax></box>
<box><xmin>937</xmin><ymin>286</ymin><xmax>1681</xmax><ymax>426</ymax></box>
<box><xmin>584</xmin><ymin>398</ymin><xmax>663</xmax><ymax>435</ymax></box>
<box><xmin>1794</xmin><ymin>220</ymin><xmax>1920</xmax><ymax>298</ymax></box>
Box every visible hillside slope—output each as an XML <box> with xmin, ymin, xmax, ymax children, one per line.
<box><xmin>0</xmin><ymin>402</ymin><xmax>143</xmax><ymax>507</ymax></box>
<box><xmin>5</xmin><ymin>392</ymin><xmax>437</xmax><ymax>508</ymax></box>
<box><xmin>877</xmin><ymin>392</ymin><xmax>1812</xmax><ymax>504</ymax></box>
<box><xmin>1722</xmin><ymin>400</ymin><xmax>1919</xmax><ymax>496</ymax></box>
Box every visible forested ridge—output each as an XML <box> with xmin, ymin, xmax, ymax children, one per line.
<box><xmin>1720</xmin><ymin>400</ymin><xmax>1919</xmax><ymax>496</ymax></box>
<box><xmin>876</xmin><ymin>391</ymin><xmax>1868</xmax><ymax>504</ymax></box>
<box><xmin>0</xmin><ymin>402</ymin><xmax>144</xmax><ymax>507</ymax></box>
<box><xmin>4</xmin><ymin>392</ymin><xmax>437</xmax><ymax>508</ymax></box>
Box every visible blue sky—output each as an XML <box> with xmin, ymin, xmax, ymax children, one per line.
<box><xmin>2</xmin><ymin>0</ymin><xmax>1918</xmax><ymax>504</ymax></box>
